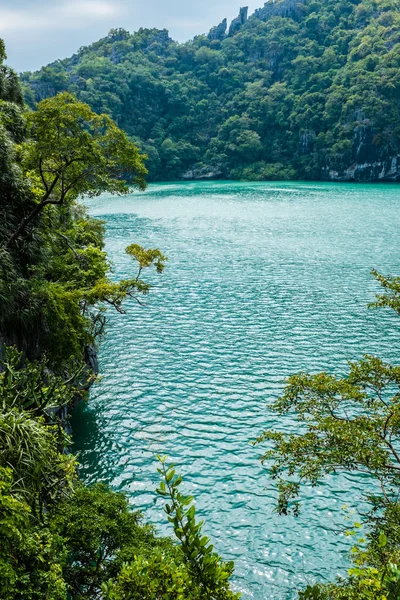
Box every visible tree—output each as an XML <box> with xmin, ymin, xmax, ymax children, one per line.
<box><xmin>255</xmin><ymin>355</ymin><xmax>400</xmax><ymax>517</ymax></box>
<box><xmin>51</xmin><ymin>483</ymin><xmax>167</xmax><ymax>599</ymax></box>
<box><xmin>156</xmin><ymin>456</ymin><xmax>240</xmax><ymax>600</ymax></box>
<box><xmin>0</xmin><ymin>73</ymin><xmax>166</xmax><ymax>365</ymax></box>
<box><xmin>255</xmin><ymin>270</ymin><xmax>400</xmax><ymax>597</ymax></box>
<box><xmin>4</xmin><ymin>92</ymin><xmax>147</xmax><ymax>249</ymax></box>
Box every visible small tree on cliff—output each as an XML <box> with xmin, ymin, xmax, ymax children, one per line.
<box><xmin>4</xmin><ymin>92</ymin><xmax>147</xmax><ymax>250</ymax></box>
<box><xmin>0</xmin><ymin>86</ymin><xmax>166</xmax><ymax>365</ymax></box>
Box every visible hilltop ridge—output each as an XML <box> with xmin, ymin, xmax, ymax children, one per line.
<box><xmin>22</xmin><ymin>0</ymin><xmax>400</xmax><ymax>182</ymax></box>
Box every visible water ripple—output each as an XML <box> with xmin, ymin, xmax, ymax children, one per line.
<box><xmin>73</xmin><ymin>181</ymin><xmax>400</xmax><ymax>600</ymax></box>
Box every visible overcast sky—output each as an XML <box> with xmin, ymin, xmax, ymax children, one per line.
<box><xmin>0</xmin><ymin>0</ymin><xmax>263</xmax><ymax>72</ymax></box>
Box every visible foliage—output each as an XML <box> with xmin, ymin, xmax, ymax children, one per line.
<box><xmin>0</xmin><ymin>350</ymin><xmax>78</xmax><ymax>512</ymax></box>
<box><xmin>51</xmin><ymin>483</ymin><xmax>172</xmax><ymax>599</ymax></box>
<box><xmin>21</xmin><ymin>0</ymin><xmax>400</xmax><ymax>181</ymax></box>
<box><xmin>103</xmin><ymin>548</ymin><xmax>197</xmax><ymax>600</ymax></box>
<box><xmin>370</xmin><ymin>269</ymin><xmax>400</xmax><ymax>316</ymax></box>
<box><xmin>0</xmin><ymin>41</ymin><xmax>23</xmax><ymax>105</ymax></box>
<box><xmin>0</xmin><ymin>467</ymin><xmax>67</xmax><ymax>600</ymax></box>
<box><xmin>255</xmin><ymin>267</ymin><xmax>400</xmax><ymax>597</ymax></box>
<box><xmin>0</xmin><ymin>52</ymin><xmax>166</xmax><ymax>367</ymax></box>
<box><xmin>102</xmin><ymin>459</ymin><xmax>240</xmax><ymax>600</ymax></box>
<box><xmin>0</xmin><ymin>346</ymin><xmax>83</xmax><ymax>416</ymax></box>
<box><xmin>255</xmin><ymin>355</ymin><xmax>400</xmax><ymax>517</ymax></box>
<box><xmin>0</xmin><ymin>406</ymin><xmax>77</xmax><ymax>511</ymax></box>
<box><xmin>156</xmin><ymin>456</ymin><xmax>240</xmax><ymax>600</ymax></box>
<box><xmin>4</xmin><ymin>92</ymin><xmax>147</xmax><ymax>250</ymax></box>
<box><xmin>300</xmin><ymin>551</ymin><xmax>400</xmax><ymax>600</ymax></box>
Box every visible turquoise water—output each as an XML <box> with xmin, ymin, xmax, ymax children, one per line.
<box><xmin>73</xmin><ymin>181</ymin><xmax>400</xmax><ymax>599</ymax></box>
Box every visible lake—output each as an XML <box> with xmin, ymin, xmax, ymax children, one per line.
<box><xmin>73</xmin><ymin>181</ymin><xmax>400</xmax><ymax>599</ymax></box>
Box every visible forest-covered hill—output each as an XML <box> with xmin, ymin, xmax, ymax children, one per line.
<box><xmin>22</xmin><ymin>0</ymin><xmax>400</xmax><ymax>182</ymax></box>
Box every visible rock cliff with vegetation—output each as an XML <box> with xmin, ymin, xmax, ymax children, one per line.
<box><xmin>2</xmin><ymin>0</ymin><xmax>400</xmax><ymax>596</ymax></box>
<box><xmin>0</xmin><ymin>39</ymin><xmax>239</xmax><ymax>599</ymax></box>
<box><xmin>21</xmin><ymin>0</ymin><xmax>400</xmax><ymax>182</ymax></box>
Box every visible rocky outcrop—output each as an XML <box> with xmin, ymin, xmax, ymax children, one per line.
<box><xmin>300</xmin><ymin>130</ymin><xmax>316</xmax><ymax>154</ymax></box>
<box><xmin>145</xmin><ymin>30</ymin><xmax>172</xmax><ymax>48</ymax></box>
<box><xmin>182</xmin><ymin>165</ymin><xmax>224</xmax><ymax>180</ymax></box>
<box><xmin>29</xmin><ymin>81</ymin><xmax>57</xmax><ymax>102</ymax></box>
<box><xmin>110</xmin><ymin>45</ymin><xmax>126</xmax><ymax>65</ymax></box>
<box><xmin>324</xmin><ymin>122</ymin><xmax>400</xmax><ymax>182</ymax></box>
<box><xmin>84</xmin><ymin>345</ymin><xmax>99</xmax><ymax>381</ymax></box>
<box><xmin>253</xmin><ymin>0</ymin><xmax>306</xmax><ymax>22</ymax></box>
<box><xmin>208</xmin><ymin>18</ymin><xmax>227</xmax><ymax>41</ymax></box>
<box><xmin>229</xmin><ymin>7</ymin><xmax>248</xmax><ymax>36</ymax></box>
<box><xmin>326</xmin><ymin>157</ymin><xmax>400</xmax><ymax>182</ymax></box>
<box><xmin>68</xmin><ymin>73</ymin><xmax>86</xmax><ymax>89</ymax></box>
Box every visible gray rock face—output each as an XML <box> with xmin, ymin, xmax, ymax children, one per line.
<box><xmin>229</xmin><ymin>7</ymin><xmax>248</xmax><ymax>36</ymax></box>
<box><xmin>85</xmin><ymin>345</ymin><xmax>99</xmax><ymax>378</ymax></box>
<box><xmin>326</xmin><ymin>157</ymin><xmax>400</xmax><ymax>182</ymax></box>
<box><xmin>147</xmin><ymin>30</ymin><xmax>171</xmax><ymax>47</ymax></box>
<box><xmin>299</xmin><ymin>130</ymin><xmax>316</xmax><ymax>154</ymax></box>
<box><xmin>182</xmin><ymin>165</ymin><xmax>224</xmax><ymax>180</ymax></box>
<box><xmin>110</xmin><ymin>45</ymin><xmax>126</xmax><ymax>65</ymax></box>
<box><xmin>208</xmin><ymin>18</ymin><xmax>227</xmax><ymax>41</ymax></box>
<box><xmin>253</xmin><ymin>0</ymin><xmax>306</xmax><ymax>22</ymax></box>
<box><xmin>68</xmin><ymin>73</ymin><xmax>86</xmax><ymax>89</ymax></box>
<box><xmin>30</xmin><ymin>81</ymin><xmax>57</xmax><ymax>102</ymax></box>
<box><xmin>324</xmin><ymin>122</ymin><xmax>400</xmax><ymax>182</ymax></box>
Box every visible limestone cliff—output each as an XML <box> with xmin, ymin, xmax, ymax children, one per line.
<box><xmin>208</xmin><ymin>18</ymin><xmax>227</xmax><ymax>41</ymax></box>
<box><xmin>324</xmin><ymin>122</ymin><xmax>400</xmax><ymax>182</ymax></box>
<box><xmin>229</xmin><ymin>7</ymin><xmax>249</xmax><ymax>36</ymax></box>
<box><xmin>252</xmin><ymin>0</ymin><xmax>306</xmax><ymax>21</ymax></box>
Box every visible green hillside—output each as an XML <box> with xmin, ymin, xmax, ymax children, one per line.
<box><xmin>22</xmin><ymin>0</ymin><xmax>400</xmax><ymax>182</ymax></box>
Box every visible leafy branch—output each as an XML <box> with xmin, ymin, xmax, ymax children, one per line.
<box><xmin>156</xmin><ymin>456</ymin><xmax>240</xmax><ymax>600</ymax></box>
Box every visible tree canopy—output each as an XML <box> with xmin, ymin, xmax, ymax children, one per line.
<box><xmin>21</xmin><ymin>0</ymin><xmax>400</xmax><ymax>182</ymax></box>
<box><xmin>0</xmin><ymin>77</ymin><xmax>162</xmax><ymax>365</ymax></box>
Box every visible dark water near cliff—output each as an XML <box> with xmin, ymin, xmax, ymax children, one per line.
<box><xmin>73</xmin><ymin>181</ymin><xmax>400</xmax><ymax>599</ymax></box>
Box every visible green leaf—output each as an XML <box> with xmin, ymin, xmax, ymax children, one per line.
<box><xmin>378</xmin><ymin>531</ymin><xmax>387</xmax><ymax>548</ymax></box>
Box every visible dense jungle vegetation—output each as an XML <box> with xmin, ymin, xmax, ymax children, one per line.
<box><xmin>21</xmin><ymin>0</ymin><xmax>400</xmax><ymax>182</ymax></box>
<box><xmin>0</xmin><ymin>39</ymin><xmax>239</xmax><ymax>599</ymax></box>
<box><xmin>2</xmin><ymin>2</ymin><xmax>400</xmax><ymax>597</ymax></box>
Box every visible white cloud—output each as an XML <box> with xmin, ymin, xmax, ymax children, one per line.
<box><xmin>62</xmin><ymin>1</ymin><xmax>120</xmax><ymax>18</ymax></box>
<box><xmin>0</xmin><ymin>1</ymin><xmax>122</xmax><ymax>32</ymax></box>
